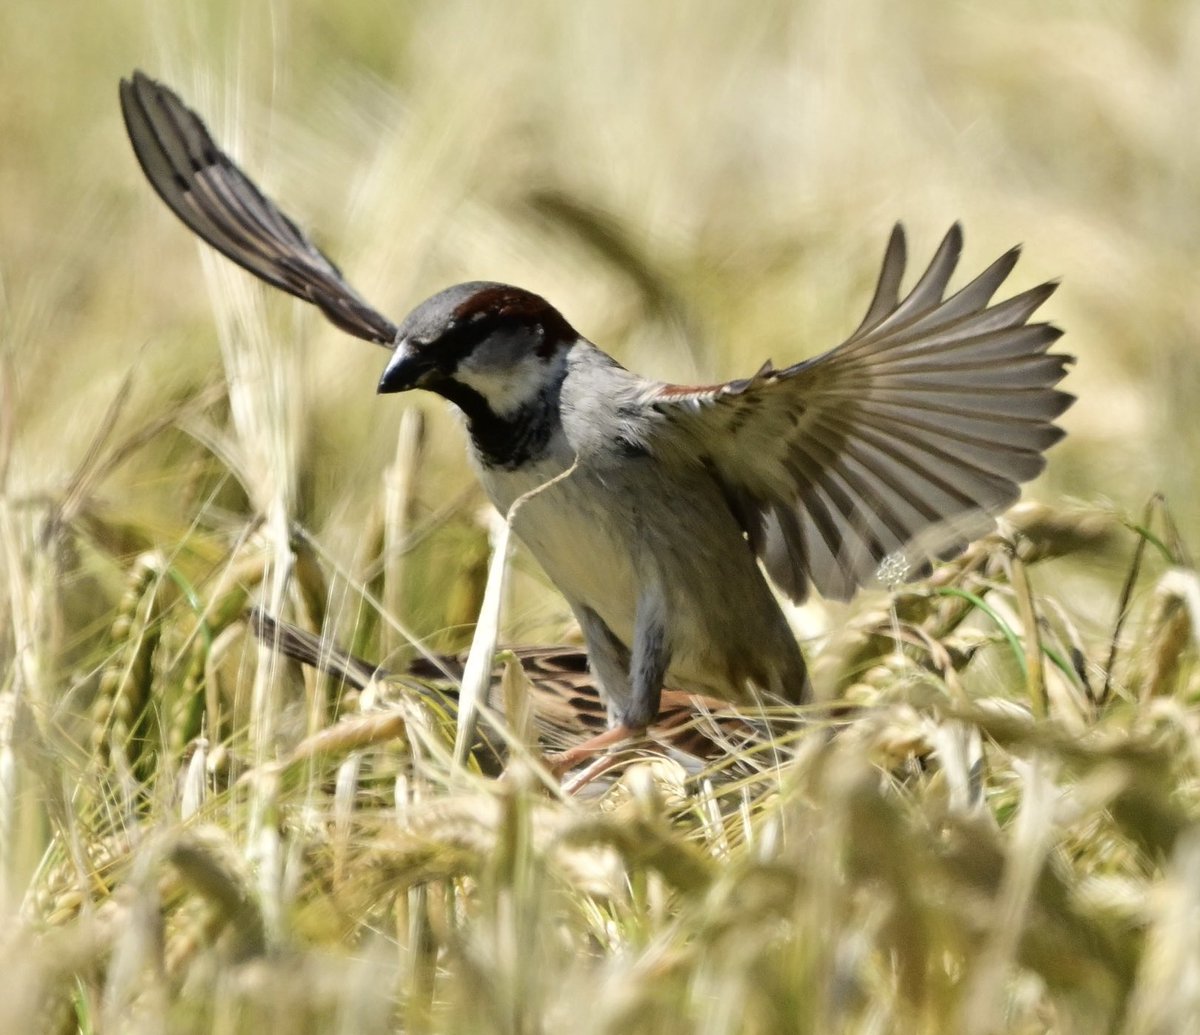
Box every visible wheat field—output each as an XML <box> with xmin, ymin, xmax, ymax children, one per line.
<box><xmin>3</xmin><ymin>2</ymin><xmax>1200</xmax><ymax>1032</ymax></box>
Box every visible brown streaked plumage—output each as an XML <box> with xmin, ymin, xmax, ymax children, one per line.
<box><xmin>249</xmin><ymin>610</ymin><xmax>760</xmax><ymax>769</ymax></box>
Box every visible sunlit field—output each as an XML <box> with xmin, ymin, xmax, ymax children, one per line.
<box><xmin>3</xmin><ymin>2</ymin><xmax>1200</xmax><ymax>1032</ymax></box>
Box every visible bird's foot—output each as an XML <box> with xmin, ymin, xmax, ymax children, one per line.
<box><xmin>544</xmin><ymin>723</ymin><xmax>645</xmax><ymax>780</ymax></box>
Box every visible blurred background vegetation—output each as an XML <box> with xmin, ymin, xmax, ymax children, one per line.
<box><xmin>3</xmin><ymin>2</ymin><xmax>1200</xmax><ymax>1032</ymax></box>
<box><xmin>6</xmin><ymin>1</ymin><xmax>1200</xmax><ymax>641</ymax></box>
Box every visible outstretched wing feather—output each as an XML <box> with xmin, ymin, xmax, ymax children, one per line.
<box><xmin>648</xmin><ymin>224</ymin><xmax>1073</xmax><ymax>601</ymax></box>
<box><xmin>120</xmin><ymin>71</ymin><xmax>398</xmax><ymax>345</ymax></box>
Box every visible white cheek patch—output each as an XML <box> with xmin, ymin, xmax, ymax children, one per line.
<box><xmin>456</xmin><ymin>350</ymin><xmax>567</xmax><ymax>418</ymax></box>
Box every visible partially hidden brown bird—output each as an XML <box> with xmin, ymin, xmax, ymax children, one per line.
<box><xmin>250</xmin><ymin>610</ymin><xmax>765</xmax><ymax>775</ymax></box>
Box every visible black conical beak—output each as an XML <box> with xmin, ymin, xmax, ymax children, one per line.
<box><xmin>378</xmin><ymin>343</ymin><xmax>437</xmax><ymax>394</ymax></box>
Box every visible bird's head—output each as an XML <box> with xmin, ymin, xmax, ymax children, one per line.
<box><xmin>378</xmin><ymin>282</ymin><xmax>578</xmax><ymax>418</ymax></box>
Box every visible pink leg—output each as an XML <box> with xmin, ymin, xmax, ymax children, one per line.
<box><xmin>545</xmin><ymin>723</ymin><xmax>644</xmax><ymax>778</ymax></box>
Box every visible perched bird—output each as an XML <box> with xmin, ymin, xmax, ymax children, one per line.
<box><xmin>249</xmin><ymin>609</ymin><xmax>762</xmax><ymax>771</ymax></box>
<box><xmin>121</xmin><ymin>71</ymin><xmax>1073</xmax><ymax>769</ymax></box>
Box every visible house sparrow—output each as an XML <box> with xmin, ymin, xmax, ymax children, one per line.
<box><xmin>121</xmin><ymin>71</ymin><xmax>1073</xmax><ymax>766</ymax></box>
<box><xmin>248</xmin><ymin>609</ymin><xmax>763</xmax><ymax>770</ymax></box>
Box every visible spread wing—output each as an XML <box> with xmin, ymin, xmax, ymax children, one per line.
<box><xmin>646</xmin><ymin>224</ymin><xmax>1074</xmax><ymax>602</ymax></box>
<box><xmin>119</xmin><ymin>70</ymin><xmax>398</xmax><ymax>345</ymax></box>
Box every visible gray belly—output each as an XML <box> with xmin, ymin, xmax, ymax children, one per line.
<box><xmin>479</xmin><ymin>452</ymin><xmax>804</xmax><ymax>702</ymax></box>
<box><xmin>479</xmin><ymin>456</ymin><xmax>640</xmax><ymax>644</ymax></box>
